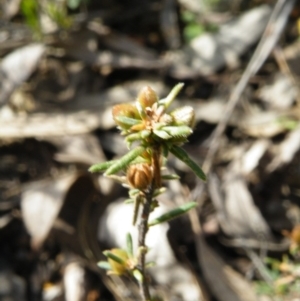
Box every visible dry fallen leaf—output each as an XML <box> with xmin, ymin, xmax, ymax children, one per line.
<box><xmin>257</xmin><ymin>73</ymin><xmax>297</xmax><ymax>110</ymax></box>
<box><xmin>196</xmin><ymin>234</ymin><xmax>259</xmax><ymax>301</ymax></box>
<box><xmin>209</xmin><ymin>169</ymin><xmax>272</xmax><ymax>240</ymax></box>
<box><xmin>240</xmin><ymin>110</ymin><xmax>287</xmax><ymax>138</ymax></box>
<box><xmin>48</xmin><ymin>134</ymin><xmax>106</xmax><ymax>166</ymax></box>
<box><xmin>267</xmin><ymin>125</ymin><xmax>300</xmax><ymax>172</ymax></box>
<box><xmin>0</xmin><ymin>43</ymin><xmax>45</xmax><ymax>106</ymax></box>
<box><xmin>21</xmin><ymin>173</ymin><xmax>78</xmax><ymax>249</ymax></box>
<box><xmin>240</xmin><ymin>140</ymin><xmax>270</xmax><ymax>175</ymax></box>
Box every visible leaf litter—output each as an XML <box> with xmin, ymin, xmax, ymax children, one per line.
<box><xmin>1</xmin><ymin>0</ymin><xmax>300</xmax><ymax>301</ymax></box>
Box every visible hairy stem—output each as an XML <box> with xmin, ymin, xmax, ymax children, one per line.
<box><xmin>137</xmin><ymin>189</ymin><xmax>153</xmax><ymax>301</ymax></box>
<box><xmin>137</xmin><ymin>145</ymin><xmax>161</xmax><ymax>301</ymax></box>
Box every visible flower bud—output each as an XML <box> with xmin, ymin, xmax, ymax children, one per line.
<box><xmin>127</xmin><ymin>163</ymin><xmax>153</xmax><ymax>190</ymax></box>
<box><xmin>137</xmin><ymin>86</ymin><xmax>158</xmax><ymax>109</ymax></box>
<box><xmin>112</xmin><ymin>103</ymin><xmax>140</xmax><ymax>129</ymax></box>
<box><xmin>170</xmin><ymin>106</ymin><xmax>195</xmax><ymax>127</ymax></box>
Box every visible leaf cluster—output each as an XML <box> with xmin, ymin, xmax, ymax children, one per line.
<box><xmin>89</xmin><ymin>83</ymin><xmax>206</xmax><ymax>182</ymax></box>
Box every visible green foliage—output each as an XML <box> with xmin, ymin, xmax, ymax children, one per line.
<box><xmin>97</xmin><ymin>261</ymin><xmax>111</xmax><ymax>270</ymax></box>
<box><xmin>103</xmin><ymin>250</ymin><xmax>126</xmax><ymax>265</ymax></box>
<box><xmin>181</xmin><ymin>10</ymin><xmax>219</xmax><ymax>43</ymax></box>
<box><xmin>126</xmin><ymin>233</ymin><xmax>133</xmax><ymax>257</ymax></box>
<box><xmin>21</xmin><ymin>0</ymin><xmax>72</xmax><ymax>35</ymax></box>
<box><xmin>148</xmin><ymin>202</ymin><xmax>197</xmax><ymax>227</ymax></box>
<box><xmin>158</xmin><ymin>83</ymin><xmax>184</xmax><ymax>108</ymax></box>
<box><xmin>89</xmin><ymin>160</ymin><xmax>117</xmax><ymax>173</ymax></box>
<box><xmin>91</xmin><ymin>83</ymin><xmax>206</xmax><ymax>301</ymax></box>
<box><xmin>181</xmin><ymin>11</ymin><xmax>205</xmax><ymax>42</ymax></box>
<box><xmin>132</xmin><ymin>194</ymin><xmax>143</xmax><ymax>225</ymax></box>
<box><xmin>161</xmin><ymin>125</ymin><xmax>192</xmax><ymax>138</ymax></box>
<box><xmin>277</xmin><ymin>116</ymin><xmax>299</xmax><ymax>131</ymax></box>
<box><xmin>21</xmin><ymin>0</ymin><xmax>40</xmax><ymax>33</ymax></box>
<box><xmin>90</xmin><ymin>83</ymin><xmax>206</xmax><ymax>182</ymax></box>
<box><xmin>169</xmin><ymin>145</ymin><xmax>206</xmax><ymax>181</ymax></box>
<box><xmin>46</xmin><ymin>2</ymin><xmax>72</xmax><ymax>29</ymax></box>
<box><xmin>104</xmin><ymin>146</ymin><xmax>146</xmax><ymax>176</ymax></box>
<box><xmin>255</xmin><ymin>256</ymin><xmax>300</xmax><ymax>299</ymax></box>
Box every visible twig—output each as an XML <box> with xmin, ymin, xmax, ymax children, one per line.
<box><xmin>202</xmin><ymin>0</ymin><xmax>296</xmax><ymax>174</ymax></box>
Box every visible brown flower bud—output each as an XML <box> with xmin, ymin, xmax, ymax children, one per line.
<box><xmin>112</xmin><ymin>103</ymin><xmax>140</xmax><ymax>129</ymax></box>
<box><xmin>127</xmin><ymin>163</ymin><xmax>153</xmax><ymax>190</ymax></box>
<box><xmin>137</xmin><ymin>86</ymin><xmax>158</xmax><ymax>109</ymax></box>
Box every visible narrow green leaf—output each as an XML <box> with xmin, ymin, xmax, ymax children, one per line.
<box><xmin>170</xmin><ymin>145</ymin><xmax>206</xmax><ymax>181</ymax></box>
<box><xmin>104</xmin><ymin>146</ymin><xmax>145</xmax><ymax>175</ymax></box>
<box><xmin>158</xmin><ymin>83</ymin><xmax>184</xmax><ymax>108</ymax></box>
<box><xmin>129</xmin><ymin>188</ymin><xmax>140</xmax><ymax>197</ymax></box>
<box><xmin>89</xmin><ymin>160</ymin><xmax>117</xmax><ymax>173</ymax></box>
<box><xmin>103</xmin><ymin>251</ymin><xmax>125</xmax><ymax>265</ymax></box>
<box><xmin>148</xmin><ymin>202</ymin><xmax>197</xmax><ymax>227</ymax></box>
<box><xmin>125</xmin><ymin>135</ymin><xmax>149</xmax><ymax>150</ymax></box>
<box><xmin>132</xmin><ymin>195</ymin><xmax>142</xmax><ymax>226</ymax></box>
<box><xmin>145</xmin><ymin>261</ymin><xmax>156</xmax><ymax>268</ymax></box>
<box><xmin>126</xmin><ymin>233</ymin><xmax>133</xmax><ymax>257</ymax></box>
<box><xmin>153</xmin><ymin>187</ymin><xmax>166</xmax><ymax>197</ymax></box>
<box><xmin>161</xmin><ymin>174</ymin><xmax>180</xmax><ymax>180</ymax></box>
<box><xmin>115</xmin><ymin>115</ymin><xmax>141</xmax><ymax>126</ymax></box>
<box><xmin>141</xmin><ymin>130</ymin><xmax>151</xmax><ymax>138</ymax></box>
<box><xmin>133</xmin><ymin>269</ymin><xmax>143</xmax><ymax>283</ymax></box>
<box><xmin>105</xmin><ymin>174</ymin><xmax>127</xmax><ymax>184</ymax></box>
<box><xmin>131</xmin><ymin>156</ymin><xmax>149</xmax><ymax>165</ymax></box>
<box><xmin>153</xmin><ymin>122</ymin><xmax>167</xmax><ymax>130</ymax></box>
<box><xmin>126</xmin><ymin>133</ymin><xmax>142</xmax><ymax>143</ymax></box>
<box><xmin>124</xmin><ymin>199</ymin><xmax>134</xmax><ymax>204</ymax></box>
<box><xmin>162</xmin><ymin>125</ymin><xmax>192</xmax><ymax>138</ymax></box>
<box><xmin>120</xmin><ymin>129</ymin><xmax>129</xmax><ymax>135</ymax></box>
<box><xmin>153</xmin><ymin>130</ymin><xmax>171</xmax><ymax>140</ymax></box>
<box><xmin>97</xmin><ymin>261</ymin><xmax>111</xmax><ymax>270</ymax></box>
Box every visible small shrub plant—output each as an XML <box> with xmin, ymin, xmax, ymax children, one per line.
<box><xmin>89</xmin><ymin>83</ymin><xmax>206</xmax><ymax>301</ymax></box>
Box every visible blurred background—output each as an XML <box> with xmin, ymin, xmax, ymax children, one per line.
<box><xmin>1</xmin><ymin>0</ymin><xmax>300</xmax><ymax>300</ymax></box>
